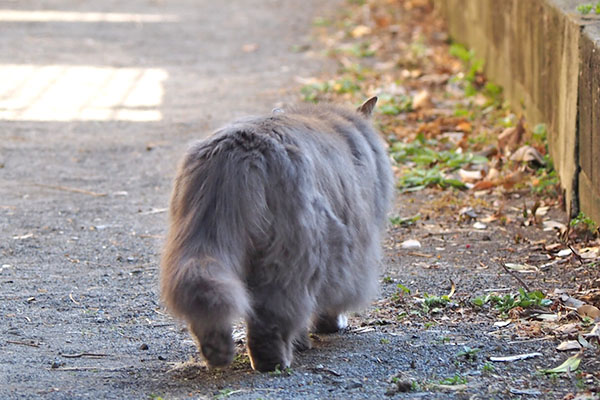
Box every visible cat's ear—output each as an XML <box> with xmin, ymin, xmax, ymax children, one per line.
<box><xmin>356</xmin><ymin>96</ymin><xmax>378</xmax><ymax>118</ymax></box>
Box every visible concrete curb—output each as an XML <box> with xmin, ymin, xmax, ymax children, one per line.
<box><xmin>434</xmin><ymin>0</ymin><xmax>600</xmax><ymax>223</ymax></box>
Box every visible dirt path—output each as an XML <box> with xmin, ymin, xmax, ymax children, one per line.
<box><xmin>1</xmin><ymin>1</ymin><xmax>599</xmax><ymax>399</ymax></box>
<box><xmin>0</xmin><ymin>1</ymin><xmax>342</xmax><ymax>398</ymax></box>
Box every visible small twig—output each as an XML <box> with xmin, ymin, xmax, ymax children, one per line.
<box><xmin>407</xmin><ymin>251</ymin><xmax>433</xmax><ymax>258</ymax></box>
<box><xmin>139</xmin><ymin>208</ymin><xmax>168</xmax><ymax>215</ymax></box>
<box><xmin>60</xmin><ymin>352</ymin><xmax>108</xmax><ymax>359</ymax></box>
<box><xmin>313</xmin><ymin>367</ymin><xmax>342</xmax><ymax>377</ymax></box>
<box><xmin>507</xmin><ymin>336</ymin><xmax>553</xmax><ymax>345</ymax></box>
<box><xmin>425</xmin><ymin>230</ymin><xmax>467</xmax><ymax>236</ymax></box>
<box><xmin>7</xmin><ymin>340</ymin><xmax>39</xmax><ymax>348</ymax></box>
<box><xmin>69</xmin><ymin>293</ymin><xmax>80</xmax><ymax>305</ymax></box>
<box><xmin>50</xmin><ymin>366</ymin><xmax>125</xmax><ymax>372</ymax></box>
<box><xmin>566</xmin><ymin>243</ymin><xmax>584</xmax><ymax>265</ymax></box>
<box><xmin>500</xmin><ymin>263</ymin><xmax>531</xmax><ymax>292</ymax></box>
<box><xmin>32</xmin><ymin>183</ymin><xmax>107</xmax><ymax>197</ymax></box>
<box><xmin>136</xmin><ymin>234</ymin><xmax>163</xmax><ymax>239</ymax></box>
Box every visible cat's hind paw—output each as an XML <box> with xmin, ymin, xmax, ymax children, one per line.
<box><xmin>314</xmin><ymin>313</ymin><xmax>348</xmax><ymax>334</ymax></box>
<box><xmin>293</xmin><ymin>330</ymin><xmax>312</xmax><ymax>352</ymax></box>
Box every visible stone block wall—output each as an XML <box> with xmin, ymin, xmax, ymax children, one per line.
<box><xmin>435</xmin><ymin>0</ymin><xmax>600</xmax><ymax>223</ymax></box>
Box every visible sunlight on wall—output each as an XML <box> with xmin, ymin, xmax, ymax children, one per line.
<box><xmin>0</xmin><ymin>65</ymin><xmax>168</xmax><ymax>122</ymax></box>
<box><xmin>0</xmin><ymin>10</ymin><xmax>179</xmax><ymax>23</ymax></box>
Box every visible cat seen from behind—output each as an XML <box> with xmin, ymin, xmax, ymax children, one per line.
<box><xmin>161</xmin><ymin>97</ymin><xmax>393</xmax><ymax>372</ymax></box>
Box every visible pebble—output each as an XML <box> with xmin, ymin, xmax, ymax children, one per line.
<box><xmin>345</xmin><ymin>379</ymin><xmax>362</xmax><ymax>389</ymax></box>
<box><xmin>473</xmin><ymin>222</ymin><xmax>487</xmax><ymax>230</ymax></box>
<box><xmin>401</xmin><ymin>239</ymin><xmax>421</xmax><ymax>249</ymax></box>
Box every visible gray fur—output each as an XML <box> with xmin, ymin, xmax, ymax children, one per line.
<box><xmin>161</xmin><ymin>97</ymin><xmax>394</xmax><ymax>372</ymax></box>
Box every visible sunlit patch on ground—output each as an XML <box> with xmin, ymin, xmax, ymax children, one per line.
<box><xmin>0</xmin><ymin>10</ymin><xmax>178</xmax><ymax>23</ymax></box>
<box><xmin>0</xmin><ymin>65</ymin><xmax>168</xmax><ymax>121</ymax></box>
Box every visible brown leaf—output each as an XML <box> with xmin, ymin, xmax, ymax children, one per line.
<box><xmin>351</xmin><ymin>25</ymin><xmax>372</xmax><ymax>38</ymax></box>
<box><xmin>554</xmin><ymin>323</ymin><xmax>579</xmax><ymax>336</ymax></box>
<box><xmin>556</xmin><ymin>340</ymin><xmax>581</xmax><ymax>351</ymax></box>
<box><xmin>577</xmin><ymin>304</ymin><xmax>600</xmax><ymax>319</ymax></box>
<box><xmin>458</xmin><ymin>169</ymin><xmax>484</xmax><ymax>183</ymax></box>
<box><xmin>510</xmin><ymin>145</ymin><xmax>545</xmax><ymax>165</ymax></box>
<box><xmin>412</xmin><ymin>90</ymin><xmax>431</xmax><ymax>110</ymax></box>
<box><xmin>501</xmin><ymin>170</ymin><xmax>526</xmax><ymax>189</ymax></box>
<box><xmin>455</xmin><ymin>121</ymin><xmax>472</xmax><ymax>133</ymax></box>
<box><xmin>472</xmin><ymin>180</ymin><xmax>496</xmax><ymax>190</ymax></box>
<box><xmin>498</xmin><ymin>118</ymin><xmax>525</xmax><ymax>153</ymax></box>
<box><xmin>242</xmin><ymin>43</ymin><xmax>259</xmax><ymax>53</ymax></box>
<box><xmin>373</xmin><ymin>15</ymin><xmax>391</xmax><ymax>28</ymax></box>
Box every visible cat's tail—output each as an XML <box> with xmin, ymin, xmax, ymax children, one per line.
<box><xmin>160</xmin><ymin>256</ymin><xmax>251</xmax><ymax>332</ymax></box>
<box><xmin>160</xmin><ymin>255</ymin><xmax>249</xmax><ymax>367</ymax></box>
<box><xmin>160</xmin><ymin>132</ymin><xmax>267</xmax><ymax>348</ymax></box>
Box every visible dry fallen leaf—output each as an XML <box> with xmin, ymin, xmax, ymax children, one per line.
<box><xmin>490</xmin><ymin>352</ymin><xmax>542</xmax><ymax>362</ymax></box>
<box><xmin>545</xmin><ymin>243</ymin><xmax>563</xmax><ymax>252</ymax></box>
<box><xmin>535</xmin><ymin>206</ymin><xmax>550</xmax><ymax>217</ymax></box>
<box><xmin>412</xmin><ymin>89</ymin><xmax>431</xmax><ymax>110</ymax></box>
<box><xmin>534</xmin><ymin>313</ymin><xmax>558</xmax><ymax>321</ymax></box>
<box><xmin>577</xmin><ymin>304</ymin><xmax>600</xmax><ymax>319</ymax></box>
<box><xmin>455</xmin><ymin>121</ymin><xmax>472</xmax><ymax>132</ymax></box>
<box><xmin>504</xmin><ymin>263</ymin><xmax>538</xmax><ymax>273</ymax></box>
<box><xmin>501</xmin><ymin>170</ymin><xmax>526</xmax><ymax>189</ymax></box>
<box><xmin>498</xmin><ymin>118</ymin><xmax>525</xmax><ymax>153</ymax></box>
<box><xmin>458</xmin><ymin>169</ymin><xmax>484</xmax><ymax>182</ymax></box>
<box><xmin>242</xmin><ymin>43</ymin><xmax>259</xmax><ymax>53</ymax></box>
<box><xmin>572</xmin><ymin>391</ymin><xmax>597</xmax><ymax>400</ymax></box>
<box><xmin>539</xmin><ymin>353</ymin><xmax>581</xmax><ymax>374</ymax></box>
<box><xmin>556</xmin><ymin>340</ymin><xmax>581</xmax><ymax>351</ymax></box>
<box><xmin>472</xmin><ymin>180</ymin><xmax>497</xmax><ymax>191</ymax></box>
<box><xmin>351</xmin><ymin>25</ymin><xmax>372</xmax><ymax>38</ymax></box>
<box><xmin>509</xmin><ymin>145</ymin><xmax>545</xmax><ymax>165</ymax></box>
<box><xmin>553</xmin><ymin>323</ymin><xmax>580</xmax><ymax>336</ymax></box>
<box><xmin>579</xmin><ymin>247</ymin><xmax>599</xmax><ymax>259</ymax></box>
<box><xmin>543</xmin><ymin>220</ymin><xmax>567</xmax><ymax>232</ymax></box>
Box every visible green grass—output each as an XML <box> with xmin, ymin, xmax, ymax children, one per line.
<box><xmin>389</xmin><ymin>214</ymin><xmax>421</xmax><ymax>226</ymax></box>
<box><xmin>346</xmin><ymin>42</ymin><xmax>376</xmax><ymax>58</ymax></box>
<box><xmin>268</xmin><ymin>365</ymin><xmax>293</xmax><ymax>376</ymax></box>
<box><xmin>471</xmin><ymin>289</ymin><xmax>552</xmax><ymax>312</ymax></box>
<box><xmin>390</xmin><ymin>134</ymin><xmax>488</xmax><ymax>191</ymax></box>
<box><xmin>532</xmin><ymin>166</ymin><xmax>559</xmax><ymax>196</ymax></box>
<box><xmin>300</xmin><ymin>76</ymin><xmax>362</xmax><ymax>102</ymax></box>
<box><xmin>378</xmin><ymin>93</ymin><xmax>413</xmax><ymax>115</ymax></box>
<box><xmin>438</xmin><ymin>374</ymin><xmax>467</xmax><ymax>385</ymax></box>
<box><xmin>449</xmin><ymin>43</ymin><xmax>484</xmax><ymax>97</ymax></box>
<box><xmin>456</xmin><ymin>346</ymin><xmax>480</xmax><ymax>361</ymax></box>
<box><xmin>576</xmin><ymin>3</ymin><xmax>600</xmax><ymax>14</ymax></box>
<box><xmin>482</xmin><ymin>362</ymin><xmax>495</xmax><ymax>373</ymax></box>
<box><xmin>570</xmin><ymin>211</ymin><xmax>598</xmax><ymax>234</ymax></box>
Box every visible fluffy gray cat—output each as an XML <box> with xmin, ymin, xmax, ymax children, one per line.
<box><xmin>161</xmin><ymin>97</ymin><xmax>393</xmax><ymax>372</ymax></box>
